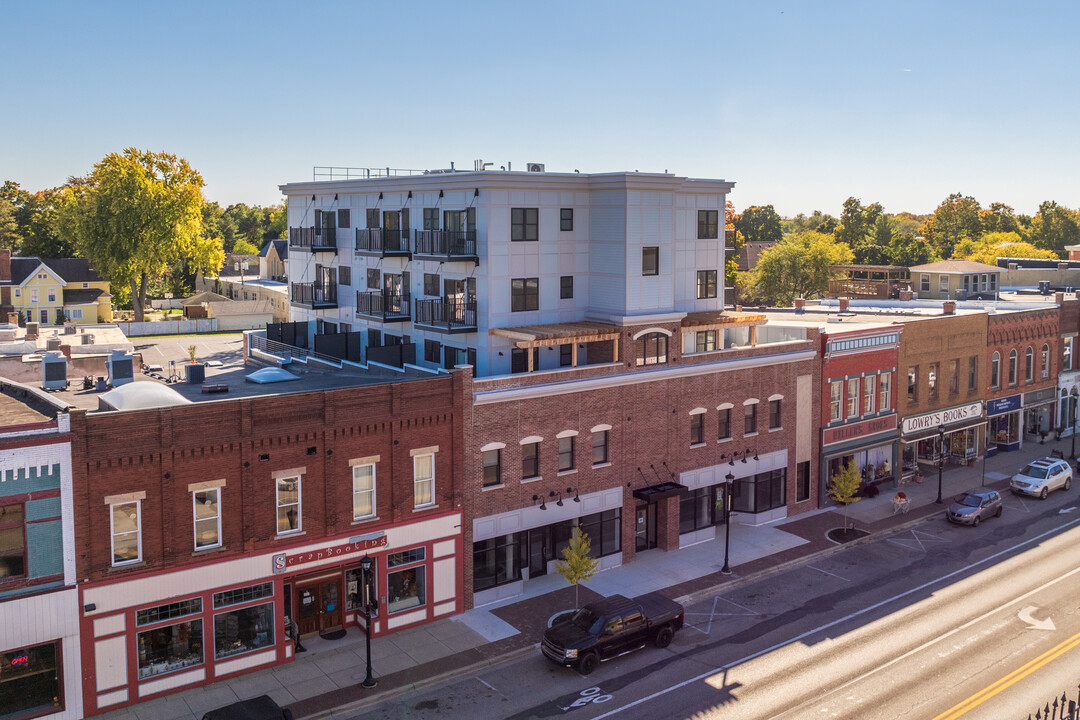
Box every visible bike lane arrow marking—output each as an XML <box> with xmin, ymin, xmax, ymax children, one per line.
<box><xmin>1018</xmin><ymin>605</ymin><xmax>1055</xmax><ymax>631</ymax></box>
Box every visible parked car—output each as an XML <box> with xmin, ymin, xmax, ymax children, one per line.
<box><xmin>1010</xmin><ymin>458</ymin><xmax>1073</xmax><ymax>499</ymax></box>
<box><xmin>202</xmin><ymin>695</ymin><xmax>293</xmax><ymax>720</ymax></box>
<box><xmin>946</xmin><ymin>487</ymin><xmax>1003</xmax><ymax>527</ymax></box>
<box><xmin>541</xmin><ymin>592</ymin><xmax>684</xmax><ymax>675</ymax></box>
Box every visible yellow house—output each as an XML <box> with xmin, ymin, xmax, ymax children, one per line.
<box><xmin>0</xmin><ymin>249</ymin><xmax>113</xmax><ymax>325</ymax></box>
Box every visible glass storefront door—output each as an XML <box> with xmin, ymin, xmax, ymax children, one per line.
<box><xmin>635</xmin><ymin>504</ymin><xmax>657</xmax><ymax>552</ymax></box>
<box><xmin>528</xmin><ymin>529</ymin><xmax>548</xmax><ymax>578</ymax></box>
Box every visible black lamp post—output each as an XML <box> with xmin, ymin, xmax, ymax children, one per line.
<box><xmin>935</xmin><ymin>424</ymin><xmax>946</xmax><ymax>504</ymax></box>
<box><xmin>721</xmin><ymin>472</ymin><xmax>735</xmax><ymax>575</ymax></box>
<box><xmin>360</xmin><ymin>555</ymin><xmax>377</xmax><ymax>689</ymax></box>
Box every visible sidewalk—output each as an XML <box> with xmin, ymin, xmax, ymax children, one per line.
<box><xmin>96</xmin><ymin>437</ymin><xmax>1068</xmax><ymax>720</ymax></box>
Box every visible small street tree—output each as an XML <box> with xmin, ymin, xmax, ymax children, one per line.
<box><xmin>555</xmin><ymin>526</ymin><xmax>599</xmax><ymax>608</ymax></box>
<box><xmin>827</xmin><ymin>462</ymin><xmax>862</xmax><ymax>533</ymax></box>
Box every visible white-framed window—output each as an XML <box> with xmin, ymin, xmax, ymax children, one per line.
<box><xmin>1025</xmin><ymin>346</ymin><xmax>1034</xmax><ymax>383</ymax></box>
<box><xmin>1064</xmin><ymin>337</ymin><xmax>1074</xmax><ymax>372</ymax></box>
<box><xmin>863</xmin><ymin>375</ymin><xmax>876</xmax><ymax>415</ymax></box>
<box><xmin>938</xmin><ymin>275</ymin><xmax>949</xmax><ymax>294</ymax></box>
<box><xmin>12</xmin><ymin>288</ymin><xmax>19</xmax><ymax>298</ymax></box>
<box><xmin>352</xmin><ymin>464</ymin><xmax>376</xmax><ymax>520</ymax></box>
<box><xmin>413</xmin><ymin>453</ymin><xmax>435</xmax><ymax>508</ymax></box>
<box><xmin>111</xmin><ymin>501</ymin><xmax>142</xmax><ymax>566</ymax></box>
<box><xmin>276</xmin><ymin>476</ymin><xmax>301</xmax><ymax>534</ymax></box>
<box><xmin>47</xmin><ymin>288</ymin><xmax>56</xmax><ymax>302</ymax></box>
<box><xmin>193</xmin><ymin>488</ymin><xmax>221</xmax><ymax>550</ymax></box>
<box><xmin>920</xmin><ymin>274</ymin><xmax>930</xmax><ymax>292</ymax></box>
<box><xmin>39</xmin><ymin>309</ymin><xmax>48</xmax><ymax>324</ymax></box>
<box><xmin>830</xmin><ymin>380</ymin><xmax>842</xmax><ymax>421</ymax></box>
<box><xmin>68</xmin><ymin>307</ymin><xmax>83</xmax><ymax>319</ymax></box>
<box><xmin>879</xmin><ymin>371</ymin><xmax>891</xmax><ymax>411</ymax></box>
<box><xmin>1043</xmin><ymin>343</ymin><xmax>1051</xmax><ymax>379</ymax></box>
<box><xmin>29</xmin><ymin>288</ymin><xmax>39</xmax><ymax>303</ymax></box>
<box><xmin>847</xmin><ymin>378</ymin><xmax>859</xmax><ymax>418</ymax></box>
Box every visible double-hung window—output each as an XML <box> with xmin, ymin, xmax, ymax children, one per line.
<box><xmin>560</xmin><ymin>208</ymin><xmax>573</xmax><ymax>231</ymax></box>
<box><xmin>522</xmin><ymin>442</ymin><xmax>540</xmax><ymax>479</ymax></box>
<box><xmin>863</xmin><ymin>376</ymin><xmax>876</xmax><ymax>414</ymax></box>
<box><xmin>744</xmin><ymin>402</ymin><xmax>758</xmax><ymax>435</ymax></box>
<box><xmin>879</xmin><ymin>372</ymin><xmax>891</xmax><ymax>411</ymax></box>
<box><xmin>511</xmin><ymin>278</ymin><xmax>539</xmax><ymax>312</ymax></box>
<box><xmin>696</xmin><ymin>270</ymin><xmax>717</xmax><ymax>299</ymax></box>
<box><xmin>696</xmin><ymin>330</ymin><xmax>717</xmax><ymax>353</ymax></box>
<box><xmin>697</xmin><ymin>210</ymin><xmax>719</xmax><ymax>239</ymax></box>
<box><xmin>482</xmin><ymin>449</ymin><xmax>502</xmax><ymax>487</ymax></box>
<box><xmin>847</xmin><ymin>378</ymin><xmax>860</xmax><ymax>418</ymax></box>
<box><xmin>511</xmin><ymin>208</ymin><xmax>538</xmax><ymax>241</ymax></box>
<box><xmin>1043</xmin><ymin>343</ymin><xmax>1051</xmax><ymax>378</ymax></box>
<box><xmin>413</xmin><ymin>453</ymin><xmax>435</xmax><ymax>508</ymax></box>
<box><xmin>718</xmin><ymin>407</ymin><xmax>731</xmax><ymax>439</ymax></box>
<box><xmin>352</xmin><ymin>463</ymin><xmax>376</xmax><ymax>520</ymax></box>
<box><xmin>592</xmin><ymin>429</ymin><xmax>609</xmax><ymax>465</ymax></box>
<box><xmin>276</xmin><ymin>477</ymin><xmax>301</xmax><ymax>534</ymax></box>
<box><xmin>690</xmin><ymin>413</ymin><xmax>704</xmax><ymax>445</ymax></box>
<box><xmin>559</xmin><ymin>436</ymin><xmax>575</xmax><ymax>471</ymax></box>
<box><xmin>193</xmin><ymin>488</ymin><xmax>221</xmax><ymax>550</ymax></box>
<box><xmin>830</xmin><ymin>381</ymin><xmax>842</xmax><ymax>421</ymax></box>
<box><xmin>111</xmin><ymin>500</ymin><xmax>142</xmax><ymax>566</ymax></box>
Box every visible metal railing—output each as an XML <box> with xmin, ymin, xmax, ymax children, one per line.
<box><xmin>355</xmin><ymin>228</ymin><xmax>410</xmax><ymax>255</ymax></box>
<box><xmin>249</xmin><ymin>333</ymin><xmax>345</xmax><ymax>366</ymax></box>
<box><xmin>313</xmin><ymin>166</ymin><xmax>426</xmax><ymax>181</ymax></box>
<box><xmin>414</xmin><ymin>298</ymin><xmax>477</xmax><ymax>332</ymax></box>
<box><xmin>290</xmin><ymin>282</ymin><xmax>338</xmax><ymax>306</ymax></box>
<box><xmin>356</xmin><ymin>291</ymin><xmax>411</xmax><ymax>320</ymax></box>
<box><xmin>413</xmin><ymin>229</ymin><xmax>478</xmax><ymax>259</ymax></box>
<box><xmin>1026</xmin><ymin>683</ymin><xmax>1080</xmax><ymax>718</ymax></box>
<box><xmin>289</xmin><ymin>226</ymin><xmax>337</xmax><ymax>249</ymax></box>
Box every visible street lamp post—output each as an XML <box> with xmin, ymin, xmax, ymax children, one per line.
<box><xmin>360</xmin><ymin>555</ymin><xmax>378</xmax><ymax>689</ymax></box>
<box><xmin>935</xmin><ymin>424</ymin><xmax>946</xmax><ymax>504</ymax></box>
<box><xmin>721</xmin><ymin>472</ymin><xmax>735</xmax><ymax>575</ymax></box>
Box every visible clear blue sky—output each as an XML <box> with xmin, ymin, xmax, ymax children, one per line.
<box><xmin>3</xmin><ymin>1</ymin><xmax>1078</xmax><ymax>218</ymax></box>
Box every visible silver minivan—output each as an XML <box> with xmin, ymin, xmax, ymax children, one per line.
<box><xmin>1010</xmin><ymin>458</ymin><xmax>1073</xmax><ymax>499</ymax></box>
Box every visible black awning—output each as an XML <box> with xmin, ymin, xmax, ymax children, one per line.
<box><xmin>632</xmin><ymin>482</ymin><xmax>688</xmax><ymax>502</ymax></box>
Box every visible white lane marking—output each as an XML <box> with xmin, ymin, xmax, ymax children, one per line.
<box><xmin>476</xmin><ymin>676</ymin><xmax>505</xmax><ymax>698</ymax></box>
<box><xmin>1018</xmin><ymin>605</ymin><xmax>1056</xmax><ymax>631</ymax></box>
<box><xmin>1059</xmin><ymin>507</ymin><xmax>1077</xmax><ymax>514</ymax></box>
<box><xmin>590</xmin><ymin>516</ymin><xmax>1080</xmax><ymax>719</ymax></box>
<box><xmin>806</xmin><ymin>565</ymin><xmax>850</xmax><ymax>582</ymax></box>
<box><xmin>887</xmin><ymin>528</ymin><xmax>951</xmax><ymax>553</ymax></box>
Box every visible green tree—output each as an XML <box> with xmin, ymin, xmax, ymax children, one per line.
<box><xmin>890</xmin><ymin>233</ymin><xmax>938</xmax><ymax>266</ymax></box>
<box><xmin>60</xmin><ymin>148</ymin><xmax>215</xmax><ymax>321</ymax></box>
<box><xmin>555</xmin><ymin>526</ymin><xmax>599</xmax><ymax>608</ymax></box>
<box><xmin>836</xmin><ymin>197</ymin><xmax>884</xmax><ymax>249</ymax></box>
<box><xmin>827</xmin><ymin>461</ymin><xmax>862</xmax><ymax>532</ymax></box>
<box><xmin>1028</xmin><ymin>201</ymin><xmax>1080</xmax><ymax>258</ymax></box>
<box><xmin>232</xmin><ymin>239</ymin><xmax>259</xmax><ymax>256</ymax></box>
<box><xmin>736</xmin><ymin>205</ymin><xmax>783</xmax><ymax>245</ymax></box>
<box><xmin>920</xmin><ymin>193</ymin><xmax>983</xmax><ymax>258</ymax></box>
<box><xmin>953</xmin><ymin>231</ymin><xmax>1055</xmax><ymax>266</ymax></box>
<box><xmin>754</xmin><ymin>231</ymin><xmax>854</xmax><ymax>305</ymax></box>
<box><xmin>980</xmin><ymin>202</ymin><xmax>1022</xmax><ymax>236</ymax></box>
<box><xmin>0</xmin><ymin>198</ymin><xmax>18</xmax><ymax>250</ymax></box>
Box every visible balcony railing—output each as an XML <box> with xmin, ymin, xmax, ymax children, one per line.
<box><xmin>355</xmin><ymin>228</ymin><xmax>411</xmax><ymax>257</ymax></box>
<box><xmin>291</xmin><ymin>282</ymin><xmax>338</xmax><ymax>308</ymax></box>
<box><xmin>289</xmin><ymin>226</ymin><xmax>338</xmax><ymax>252</ymax></box>
<box><xmin>356</xmin><ymin>291</ymin><xmax>411</xmax><ymax>322</ymax></box>
<box><xmin>413</xmin><ymin>230</ymin><xmax>479</xmax><ymax>263</ymax></box>
<box><xmin>414</xmin><ymin>298</ymin><xmax>477</xmax><ymax>334</ymax></box>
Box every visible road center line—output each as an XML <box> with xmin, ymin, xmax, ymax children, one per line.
<box><xmin>590</xmin><ymin>516</ymin><xmax>1080</xmax><ymax>720</ymax></box>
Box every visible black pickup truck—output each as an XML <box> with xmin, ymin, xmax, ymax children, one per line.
<box><xmin>541</xmin><ymin>592</ymin><xmax>684</xmax><ymax>675</ymax></box>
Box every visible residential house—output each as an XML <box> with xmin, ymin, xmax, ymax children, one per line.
<box><xmin>0</xmin><ymin>249</ymin><xmax>113</xmax><ymax>325</ymax></box>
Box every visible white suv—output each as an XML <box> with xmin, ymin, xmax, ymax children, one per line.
<box><xmin>1010</xmin><ymin>458</ymin><xmax>1073</xmax><ymax>499</ymax></box>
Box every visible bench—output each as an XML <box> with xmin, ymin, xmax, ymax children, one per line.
<box><xmin>201</xmin><ymin>383</ymin><xmax>229</xmax><ymax>394</ymax></box>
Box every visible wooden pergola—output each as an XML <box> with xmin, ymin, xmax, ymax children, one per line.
<box><xmin>489</xmin><ymin>321</ymin><xmax>622</xmax><ymax>371</ymax></box>
<box><xmin>682</xmin><ymin>310</ymin><xmax>767</xmax><ymax>344</ymax></box>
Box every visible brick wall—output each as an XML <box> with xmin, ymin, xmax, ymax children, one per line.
<box><xmin>898</xmin><ymin>313</ymin><xmax>989</xmax><ymax>417</ymax></box>
<box><xmin>71</xmin><ymin>373</ymin><xmax>467</xmax><ymax>582</ymax></box>
<box><xmin>986</xmin><ymin>308</ymin><xmax>1060</xmax><ymax>400</ymax></box>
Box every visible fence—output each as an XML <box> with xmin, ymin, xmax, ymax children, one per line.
<box><xmin>114</xmin><ymin>318</ymin><xmax>218</xmax><ymax>336</ymax></box>
<box><xmin>1026</xmin><ymin>683</ymin><xmax>1080</xmax><ymax>718</ymax></box>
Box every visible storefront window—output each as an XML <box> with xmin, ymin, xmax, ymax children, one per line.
<box><xmin>214</xmin><ymin>602</ymin><xmax>274</xmax><ymax>659</ymax></box>
<box><xmin>472</xmin><ymin>533</ymin><xmax>523</xmax><ymax>591</ymax></box>
<box><xmin>387</xmin><ymin>566</ymin><xmax>425</xmax><ymax>614</ymax></box>
<box><xmin>827</xmin><ymin>445</ymin><xmax>892</xmax><ymax>485</ymax></box>
<box><xmin>578</xmin><ymin>509</ymin><xmax>622</xmax><ymax>558</ymax></box>
<box><xmin>1</xmin><ymin>641</ymin><xmax>62</xmax><ymax>718</ymax></box>
<box><xmin>137</xmin><ymin>620</ymin><xmax>203</xmax><ymax>679</ymax></box>
<box><xmin>731</xmin><ymin>470</ymin><xmax>786</xmax><ymax>513</ymax></box>
<box><xmin>679</xmin><ymin>486</ymin><xmax>722</xmax><ymax>533</ymax></box>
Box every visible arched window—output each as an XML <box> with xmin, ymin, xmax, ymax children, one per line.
<box><xmin>991</xmin><ymin>351</ymin><xmax>1000</xmax><ymax>388</ymax></box>
<box><xmin>1008</xmin><ymin>349</ymin><xmax>1017</xmax><ymax>386</ymax></box>
<box><xmin>636</xmin><ymin>332</ymin><xmax>669</xmax><ymax>366</ymax></box>
<box><xmin>1042</xmin><ymin>343</ymin><xmax>1051</xmax><ymax>378</ymax></box>
<box><xmin>1025</xmin><ymin>347</ymin><xmax>1034</xmax><ymax>383</ymax></box>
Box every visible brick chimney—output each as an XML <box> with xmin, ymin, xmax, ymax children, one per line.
<box><xmin>943</xmin><ymin>301</ymin><xmax>956</xmax><ymax>315</ymax></box>
<box><xmin>1056</xmin><ymin>292</ymin><xmax>1065</xmax><ymax>305</ymax></box>
<box><xmin>0</xmin><ymin>248</ymin><xmax>10</xmax><ymax>283</ymax></box>
<box><xmin>794</xmin><ymin>297</ymin><xmax>806</xmax><ymax>313</ymax></box>
<box><xmin>839</xmin><ymin>297</ymin><xmax>850</xmax><ymax>313</ymax></box>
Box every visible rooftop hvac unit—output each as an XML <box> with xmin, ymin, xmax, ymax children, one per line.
<box><xmin>41</xmin><ymin>351</ymin><xmax>68</xmax><ymax>390</ymax></box>
<box><xmin>81</xmin><ymin>333</ymin><xmax>95</xmax><ymax>345</ymax></box>
<box><xmin>64</xmin><ymin>324</ymin><xmax>76</xmax><ymax>334</ymax></box>
<box><xmin>46</xmin><ymin>337</ymin><xmax>61</xmax><ymax>351</ymax></box>
<box><xmin>526</xmin><ymin>163</ymin><xmax>545</xmax><ymax>172</ymax></box>
<box><xmin>25</xmin><ymin>321</ymin><xmax>39</xmax><ymax>339</ymax></box>
<box><xmin>107</xmin><ymin>351</ymin><xmax>135</xmax><ymax>386</ymax></box>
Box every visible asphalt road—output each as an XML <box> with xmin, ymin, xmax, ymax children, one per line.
<box><xmin>346</xmin><ymin>485</ymin><xmax>1080</xmax><ymax>720</ymax></box>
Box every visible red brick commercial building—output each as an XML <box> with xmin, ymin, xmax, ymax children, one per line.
<box><xmin>71</xmin><ymin>374</ymin><xmax>467</xmax><ymax>716</ymax></box>
<box><xmin>466</xmin><ymin>314</ymin><xmax>820</xmax><ymax>608</ymax></box>
<box><xmin>1058</xmin><ymin>293</ymin><xmax>1080</xmax><ymax>440</ymax></box>
<box><xmin>985</xmin><ymin>307</ymin><xmax>1060</xmax><ymax>452</ymax></box>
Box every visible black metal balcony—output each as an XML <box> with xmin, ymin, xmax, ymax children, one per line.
<box><xmin>413</xmin><ymin>230</ymin><xmax>479</xmax><ymax>264</ymax></box>
<box><xmin>289</xmin><ymin>226</ymin><xmax>338</xmax><ymax>253</ymax></box>
<box><xmin>291</xmin><ymin>282</ymin><xmax>338</xmax><ymax>309</ymax></box>
<box><xmin>356</xmin><ymin>291</ymin><xmax>411</xmax><ymax>322</ymax></box>
<box><xmin>414</xmin><ymin>298</ymin><xmax>477</xmax><ymax>334</ymax></box>
<box><xmin>355</xmin><ymin>228</ymin><xmax>411</xmax><ymax>258</ymax></box>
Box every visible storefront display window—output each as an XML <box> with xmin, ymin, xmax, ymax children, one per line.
<box><xmin>387</xmin><ymin>565</ymin><xmax>425</xmax><ymax>614</ymax></box>
<box><xmin>826</xmin><ymin>445</ymin><xmax>893</xmax><ymax>486</ymax></box>
<box><xmin>732</xmin><ymin>469</ymin><xmax>786</xmax><ymax>513</ymax></box>
<box><xmin>137</xmin><ymin>620</ymin><xmax>203</xmax><ymax>679</ymax></box>
<box><xmin>1</xmin><ymin>641</ymin><xmax>62</xmax><ymax>718</ymax></box>
<box><xmin>994</xmin><ymin>413</ymin><xmax>1021</xmax><ymax>447</ymax></box>
<box><xmin>472</xmin><ymin>534</ymin><xmax>523</xmax><ymax>591</ymax></box>
<box><xmin>214</xmin><ymin>602</ymin><xmax>274</xmax><ymax>659</ymax></box>
<box><xmin>679</xmin><ymin>486</ymin><xmax>724</xmax><ymax>534</ymax></box>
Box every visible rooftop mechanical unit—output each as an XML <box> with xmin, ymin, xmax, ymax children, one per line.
<box><xmin>41</xmin><ymin>351</ymin><xmax>68</xmax><ymax>390</ymax></box>
<box><xmin>107</xmin><ymin>351</ymin><xmax>135</xmax><ymax>386</ymax></box>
